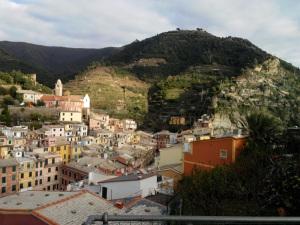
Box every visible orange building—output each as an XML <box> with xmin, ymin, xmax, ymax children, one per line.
<box><xmin>184</xmin><ymin>136</ymin><xmax>247</xmax><ymax>175</ymax></box>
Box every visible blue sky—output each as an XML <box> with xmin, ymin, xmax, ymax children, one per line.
<box><xmin>0</xmin><ymin>0</ymin><xmax>300</xmax><ymax>67</ymax></box>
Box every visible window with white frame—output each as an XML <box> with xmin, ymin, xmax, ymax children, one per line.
<box><xmin>220</xmin><ymin>149</ymin><xmax>228</xmax><ymax>159</ymax></box>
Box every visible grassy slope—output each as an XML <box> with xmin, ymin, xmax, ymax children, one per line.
<box><xmin>64</xmin><ymin>66</ymin><xmax>149</xmax><ymax>123</ymax></box>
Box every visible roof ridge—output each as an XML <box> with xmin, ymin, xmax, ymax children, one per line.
<box><xmin>33</xmin><ymin>191</ymin><xmax>85</xmax><ymax>211</ymax></box>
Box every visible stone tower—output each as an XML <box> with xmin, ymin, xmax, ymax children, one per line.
<box><xmin>55</xmin><ymin>79</ymin><xmax>63</xmax><ymax>96</ymax></box>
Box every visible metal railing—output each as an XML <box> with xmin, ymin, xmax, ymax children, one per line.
<box><xmin>83</xmin><ymin>213</ymin><xmax>300</xmax><ymax>225</ymax></box>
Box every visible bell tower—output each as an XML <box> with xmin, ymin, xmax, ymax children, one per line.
<box><xmin>55</xmin><ymin>79</ymin><xmax>63</xmax><ymax>96</ymax></box>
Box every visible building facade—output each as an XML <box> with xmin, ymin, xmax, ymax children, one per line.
<box><xmin>0</xmin><ymin>159</ymin><xmax>18</xmax><ymax>196</ymax></box>
<box><xmin>184</xmin><ymin>136</ymin><xmax>247</xmax><ymax>175</ymax></box>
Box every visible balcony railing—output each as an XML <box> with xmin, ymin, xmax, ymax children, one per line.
<box><xmin>83</xmin><ymin>213</ymin><xmax>300</xmax><ymax>225</ymax></box>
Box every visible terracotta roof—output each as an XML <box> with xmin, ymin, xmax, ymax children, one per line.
<box><xmin>41</xmin><ymin>95</ymin><xmax>83</xmax><ymax>102</ymax></box>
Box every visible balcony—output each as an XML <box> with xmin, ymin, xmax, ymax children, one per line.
<box><xmin>83</xmin><ymin>213</ymin><xmax>300</xmax><ymax>225</ymax></box>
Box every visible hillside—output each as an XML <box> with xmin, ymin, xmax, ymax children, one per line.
<box><xmin>64</xmin><ymin>66</ymin><xmax>149</xmax><ymax>123</ymax></box>
<box><xmin>2</xmin><ymin>29</ymin><xmax>299</xmax><ymax>130</ymax></box>
<box><xmin>109</xmin><ymin>30</ymin><xmax>270</xmax><ymax>81</ymax></box>
<box><xmin>0</xmin><ymin>41</ymin><xmax>119</xmax><ymax>86</ymax></box>
<box><xmin>63</xmin><ymin>30</ymin><xmax>300</xmax><ymax>131</ymax></box>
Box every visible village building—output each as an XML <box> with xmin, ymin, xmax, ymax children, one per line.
<box><xmin>183</xmin><ymin>135</ymin><xmax>247</xmax><ymax>175</ymax></box>
<box><xmin>16</xmin><ymin>90</ymin><xmax>43</xmax><ymax>104</ymax></box>
<box><xmin>0</xmin><ymin>158</ymin><xmax>18</xmax><ymax>196</ymax></box>
<box><xmin>122</xmin><ymin>119</ymin><xmax>137</xmax><ymax>131</ymax></box>
<box><xmin>59</xmin><ymin>111</ymin><xmax>82</xmax><ymax>123</ymax></box>
<box><xmin>16</xmin><ymin>156</ymin><xmax>36</xmax><ymax>192</ymax></box>
<box><xmin>154</xmin><ymin>130</ymin><xmax>177</xmax><ymax>149</ymax></box>
<box><xmin>0</xmin><ymin>190</ymin><xmax>123</xmax><ymax>225</ymax></box>
<box><xmin>33</xmin><ymin>152</ymin><xmax>61</xmax><ymax>191</ymax></box>
<box><xmin>98</xmin><ymin>173</ymin><xmax>158</xmax><ymax>200</ymax></box>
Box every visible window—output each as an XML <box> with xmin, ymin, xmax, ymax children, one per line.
<box><xmin>45</xmin><ymin>159</ymin><xmax>48</xmax><ymax>166</ymax></box>
<box><xmin>35</xmin><ymin>180</ymin><xmax>38</xmax><ymax>186</ymax></box>
<box><xmin>20</xmin><ymin>183</ymin><xmax>23</xmax><ymax>189</ymax></box>
<box><xmin>40</xmin><ymin>170</ymin><xmax>42</xmax><ymax>176</ymax></box>
<box><xmin>60</xmin><ymin>128</ymin><xmax>62</xmax><ymax>131</ymax></box>
<box><xmin>40</xmin><ymin>161</ymin><xmax>43</xmax><ymax>167</ymax></box>
<box><xmin>2</xmin><ymin>167</ymin><xmax>6</xmax><ymax>173</ymax></box>
<box><xmin>68</xmin><ymin>172</ymin><xmax>71</xmax><ymax>177</ymax></box>
<box><xmin>39</xmin><ymin>179</ymin><xmax>42</xmax><ymax>185</ymax></box>
<box><xmin>36</xmin><ymin>162</ymin><xmax>39</xmax><ymax>168</ymax></box>
<box><xmin>64</xmin><ymin>154</ymin><xmax>66</xmax><ymax>159</ymax></box>
<box><xmin>21</xmin><ymin>173</ymin><xmax>24</xmax><ymax>179</ymax></box>
<box><xmin>220</xmin><ymin>149</ymin><xmax>228</xmax><ymax>159</ymax></box>
<box><xmin>29</xmin><ymin>172</ymin><xmax>32</xmax><ymax>177</ymax></box>
<box><xmin>28</xmin><ymin>182</ymin><xmax>32</xmax><ymax>187</ymax></box>
<box><xmin>48</xmin><ymin>168</ymin><xmax>51</xmax><ymax>173</ymax></box>
<box><xmin>35</xmin><ymin>171</ymin><xmax>38</xmax><ymax>177</ymax></box>
<box><xmin>47</xmin><ymin>177</ymin><xmax>51</xmax><ymax>182</ymax></box>
<box><xmin>54</xmin><ymin>175</ymin><xmax>58</xmax><ymax>180</ymax></box>
<box><xmin>56</xmin><ymin>167</ymin><xmax>58</xmax><ymax>171</ymax></box>
<box><xmin>47</xmin><ymin>186</ymin><xmax>50</xmax><ymax>191</ymax></box>
<box><xmin>12</xmin><ymin>166</ymin><xmax>16</xmax><ymax>172</ymax></box>
<box><xmin>64</xmin><ymin>146</ymin><xmax>67</xmax><ymax>150</ymax></box>
<box><xmin>12</xmin><ymin>175</ymin><xmax>16</xmax><ymax>181</ymax></box>
<box><xmin>2</xmin><ymin>177</ymin><xmax>6</xmax><ymax>184</ymax></box>
<box><xmin>1</xmin><ymin>187</ymin><xmax>6</xmax><ymax>193</ymax></box>
<box><xmin>53</xmin><ymin>184</ymin><xmax>56</xmax><ymax>190</ymax></box>
<box><xmin>52</xmin><ymin>158</ymin><xmax>55</xmax><ymax>164</ymax></box>
<box><xmin>12</xmin><ymin>185</ymin><xmax>16</xmax><ymax>192</ymax></box>
<box><xmin>27</xmin><ymin>163</ymin><xmax>30</xmax><ymax>169</ymax></box>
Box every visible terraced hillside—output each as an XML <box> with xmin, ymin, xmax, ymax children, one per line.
<box><xmin>64</xmin><ymin>66</ymin><xmax>149</xmax><ymax>123</ymax></box>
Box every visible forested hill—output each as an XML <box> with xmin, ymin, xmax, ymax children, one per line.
<box><xmin>0</xmin><ymin>41</ymin><xmax>119</xmax><ymax>86</ymax></box>
<box><xmin>108</xmin><ymin>30</ymin><xmax>270</xmax><ymax>81</ymax></box>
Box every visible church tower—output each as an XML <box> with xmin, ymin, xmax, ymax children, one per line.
<box><xmin>55</xmin><ymin>79</ymin><xmax>63</xmax><ymax>96</ymax></box>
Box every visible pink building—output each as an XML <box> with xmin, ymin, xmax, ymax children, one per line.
<box><xmin>41</xmin><ymin>95</ymin><xmax>84</xmax><ymax>112</ymax></box>
<box><xmin>89</xmin><ymin>114</ymin><xmax>109</xmax><ymax>131</ymax></box>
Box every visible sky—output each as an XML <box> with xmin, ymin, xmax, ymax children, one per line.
<box><xmin>0</xmin><ymin>0</ymin><xmax>300</xmax><ymax>67</ymax></box>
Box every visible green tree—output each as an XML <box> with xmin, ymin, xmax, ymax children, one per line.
<box><xmin>2</xmin><ymin>96</ymin><xmax>15</xmax><ymax>106</ymax></box>
<box><xmin>0</xmin><ymin>107</ymin><xmax>11</xmax><ymax>126</ymax></box>
<box><xmin>36</xmin><ymin>100</ymin><xmax>45</xmax><ymax>107</ymax></box>
<box><xmin>246</xmin><ymin>111</ymin><xmax>284</xmax><ymax>150</ymax></box>
<box><xmin>9</xmin><ymin>86</ymin><xmax>17</xmax><ymax>98</ymax></box>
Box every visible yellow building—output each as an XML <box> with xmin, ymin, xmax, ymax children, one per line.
<box><xmin>70</xmin><ymin>144</ymin><xmax>82</xmax><ymax>161</ymax></box>
<box><xmin>59</xmin><ymin>111</ymin><xmax>82</xmax><ymax>123</ymax></box>
<box><xmin>130</xmin><ymin>133</ymin><xmax>140</xmax><ymax>144</ymax></box>
<box><xmin>0</xmin><ymin>146</ymin><xmax>10</xmax><ymax>159</ymax></box>
<box><xmin>48</xmin><ymin>141</ymin><xmax>71</xmax><ymax>164</ymax></box>
<box><xmin>156</xmin><ymin>144</ymin><xmax>183</xmax><ymax>168</ymax></box>
<box><xmin>16</xmin><ymin>157</ymin><xmax>36</xmax><ymax>192</ymax></box>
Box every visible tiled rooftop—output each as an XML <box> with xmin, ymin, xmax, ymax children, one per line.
<box><xmin>34</xmin><ymin>191</ymin><xmax>122</xmax><ymax>225</ymax></box>
<box><xmin>0</xmin><ymin>191</ymin><xmax>78</xmax><ymax>210</ymax></box>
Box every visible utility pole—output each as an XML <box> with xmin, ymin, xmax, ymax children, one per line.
<box><xmin>121</xmin><ymin>86</ymin><xmax>126</xmax><ymax>110</ymax></box>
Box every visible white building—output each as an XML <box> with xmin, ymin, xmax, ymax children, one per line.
<box><xmin>72</xmin><ymin>123</ymin><xmax>88</xmax><ymax>137</ymax></box>
<box><xmin>16</xmin><ymin>90</ymin><xmax>43</xmax><ymax>104</ymax></box>
<box><xmin>122</xmin><ymin>119</ymin><xmax>137</xmax><ymax>131</ymax></box>
<box><xmin>0</xmin><ymin>126</ymin><xmax>28</xmax><ymax>138</ymax></box>
<box><xmin>83</xmin><ymin>94</ymin><xmax>90</xmax><ymax>109</ymax></box>
<box><xmin>41</xmin><ymin>125</ymin><xmax>65</xmax><ymax>137</ymax></box>
<box><xmin>98</xmin><ymin>173</ymin><xmax>158</xmax><ymax>200</ymax></box>
<box><xmin>55</xmin><ymin>79</ymin><xmax>63</xmax><ymax>96</ymax></box>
